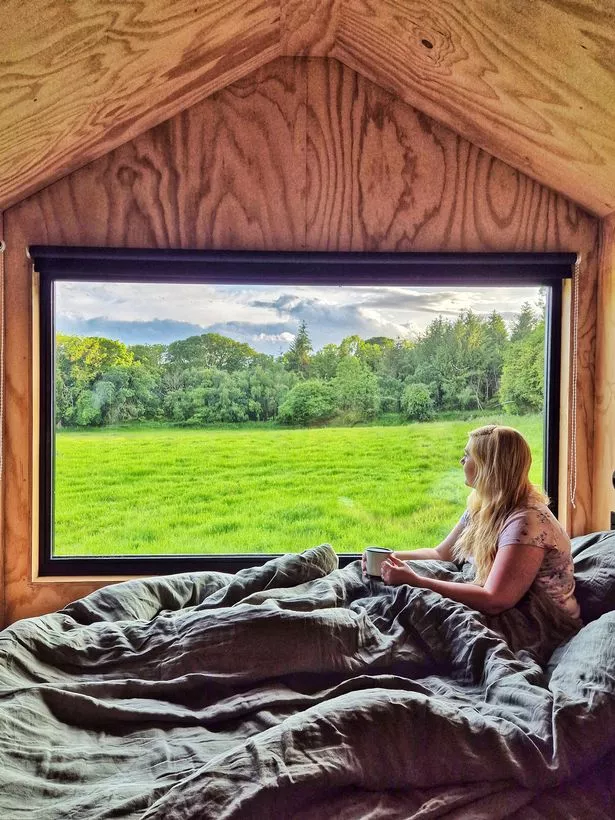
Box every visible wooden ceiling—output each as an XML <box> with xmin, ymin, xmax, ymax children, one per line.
<box><xmin>2</xmin><ymin>0</ymin><xmax>614</xmax><ymax>215</ymax></box>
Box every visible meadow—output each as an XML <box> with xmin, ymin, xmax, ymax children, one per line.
<box><xmin>54</xmin><ymin>415</ymin><xmax>543</xmax><ymax>557</ymax></box>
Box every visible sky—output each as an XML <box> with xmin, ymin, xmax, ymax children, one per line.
<box><xmin>55</xmin><ymin>282</ymin><xmax>543</xmax><ymax>355</ymax></box>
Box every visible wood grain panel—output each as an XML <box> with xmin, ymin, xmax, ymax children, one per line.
<box><xmin>0</xmin><ymin>0</ymin><xmax>281</xmax><ymax>210</ymax></box>
<box><xmin>13</xmin><ymin>60</ymin><xmax>308</xmax><ymax>251</ymax></box>
<box><xmin>308</xmin><ymin>60</ymin><xmax>597</xmax><ymax>253</ymax></box>
<box><xmin>281</xmin><ymin>0</ymin><xmax>339</xmax><ymax>56</ymax></box>
<box><xmin>333</xmin><ymin>0</ymin><xmax>615</xmax><ymax>216</ymax></box>
<box><xmin>592</xmin><ymin>214</ymin><xmax>615</xmax><ymax>529</ymax></box>
<box><xmin>3</xmin><ymin>0</ymin><xmax>615</xmax><ymax>220</ymax></box>
<box><xmin>1</xmin><ymin>56</ymin><xmax>601</xmax><ymax>625</ymax></box>
<box><xmin>570</xmin><ymin>246</ymin><xmax>598</xmax><ymax>535</ymax></box>
<box><xmin>1</xmin><ymin>57</ymin><xmax>307</xmax><ymax>624</ymax></box>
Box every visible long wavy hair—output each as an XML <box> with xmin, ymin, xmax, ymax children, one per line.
<box><xmin>453</xmin><ymin>425</ymin><xmax>548</xmax><ymax>584</ymax></box>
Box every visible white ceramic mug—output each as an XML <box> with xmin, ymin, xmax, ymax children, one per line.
<box><xmin>365</xmin><ymin>546</ymin><xmax>393</xmax><ymax>577</ymax></box>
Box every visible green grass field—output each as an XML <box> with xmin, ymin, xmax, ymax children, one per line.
<box><xmin>54</xmin><ymin>415</ymin><xmax>543</xmax><ymax>557</ymax></box>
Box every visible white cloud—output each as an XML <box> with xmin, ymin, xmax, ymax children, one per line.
<box><xmin>55</xmin><ymin>282</ymin><xmax>544</xmax><ymax>353</ymax></box>
<box><xmin>254</xmin><ymin>331</ymin><xmax>295</xmax><ymax>344</ymax></box>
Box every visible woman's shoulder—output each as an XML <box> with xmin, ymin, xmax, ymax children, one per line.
<box><xmin>499</xmin><ymin>502</ymin><xmax>567</xmax><ymax>550</ymax></box>
<box><xmin>505</xmin><ymin>501</ymin><xmax>557</xmax><ymax>521</ymax></box>
<box><xmin>505</xmin><ymin>501</ymin><xmax>553</xmax><ymax>525</ymax></box>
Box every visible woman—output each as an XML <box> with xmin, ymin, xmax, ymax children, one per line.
<box><xmin>367</xmin><ymin>424</ymin><xmax>580</xmax><ymax>620</ymax></box>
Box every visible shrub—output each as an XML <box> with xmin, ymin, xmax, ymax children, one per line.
<box><xmin>401</xmin><ymin>382</ymin><xmax>434</xmax><ymax>421</ymax></box>
<box><xmin>278</xmin><ymin>380</ymin><xmax>336</xmax><ymax>425</ymax></box>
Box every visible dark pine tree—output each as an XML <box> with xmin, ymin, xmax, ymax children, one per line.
<box><xmin>284</xmin><ymin>321</ymin><xmax>313</xmax><ymax>377</ymax></box>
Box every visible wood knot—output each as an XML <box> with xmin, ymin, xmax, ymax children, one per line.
<box><xmin>118</xmin><ymin>166</ymin><xmax>137</xmax><ymax>187</ymax></box>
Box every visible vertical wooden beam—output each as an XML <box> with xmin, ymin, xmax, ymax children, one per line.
<box><xmin>0</xmin><ymin>213</ymin><xmax>5</xmax><ymax>627</ymax></box>
<box><xmin>592</xmin><ymin>214</ymin><xmax>615</xmax><ymax>530</ymax></box>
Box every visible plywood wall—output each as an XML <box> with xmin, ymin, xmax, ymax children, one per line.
<box><xmin>4</xmin><ymin>1</ymin><xmax>615</xmax><ymax>217</ymax></box>
<box><xmin>1</xmin><ymin>57</ymin><xmax>600</xmax><ymax>625</ymax></box>
<box><xmin>333</xmin><ymin>0</ymin><xmax>615</xmax><ymax>217</ymax></box>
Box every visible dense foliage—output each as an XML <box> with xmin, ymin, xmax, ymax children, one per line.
<box><xmin>55</xmin><ymin>303</ymin><xmax>544</xmax><ymax>427</ymax></box>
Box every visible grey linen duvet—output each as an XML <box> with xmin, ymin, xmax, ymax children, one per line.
<box><xmin>1</xmin><ymin>543</ymin><xmax>614</xmax><ymax>819</ymax></box>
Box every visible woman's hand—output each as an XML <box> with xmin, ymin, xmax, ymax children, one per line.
<box><xmin>362</xmin><ymin>549</ymin><xmax>400</xmax><ymax>577</ymax></box>
<box><xmin>361</xmin><ymin>549</ymin><xmax>394</xmax><ymax>576</ymax></box>
<box><xmin>380</xmin><ymin>554</ymin><xmax>422</xmax><ymax>586</ymax></box>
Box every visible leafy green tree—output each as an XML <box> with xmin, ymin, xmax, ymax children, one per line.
<box><xmin>128</xmin><ymin>343</ymin><xmax>166</xmax><ymax>371</ymax></box>
<box><xmin>483</xmin><ymin>311</ymin><xmax>509</xmax><ymax>403</ymax></box>
<box><xmin>356</xmin><ymin>337</ymin><xmax>393</xmax><ymax>372</ymax></box>
<box><xmin>69</xmin><ymin>364</ymin><xmax>160</xmax><ymax>426</ymax></box>
<box><xmin>162</xmin><ymin>389</ymin><xmax>195</xmax><ymax>422</ymax></box>
<box><xmin>457</xmin><ymin>386</ymin><xmax>478</xmax><ymax>410</ymax></box>
<box><xmin>401</xmin><ymin>382</ymin><xmax>434</xmax><ymax>421</ymax></box>
<box><xmin>407</xmin><ymin>317</ymin><xmax>452</xmax><ymax>408</ymax></box>
<box><xmin>100</xmin><ymin>364</ymin><xmax>159</xmax><ymax>423</ymax></box>
<box><xmin>334</xmin><ymin>334</ymin><xmax>390</xmax><ymax>372</ymax></box>
<box><xmin>166</xmin><ymin>333</ymin><xmax>258</xmax><ymax>373</ymax></box>
<box><xmin>75</xmin><ymin>388</ymin><xmax>105</xmax><ymax>426</ymax></box>
<box><xmin>377</xmin><ymin>373</ymin><xmax>404</xmax><ymax>413</ymax></box>
<box><xmin>404</xmin><ymin>310</ymin><xmax>510</xmax><ymax>412</ymax></box>
<box><xmin>449</xmin><ymin>310</ymin><xmax>488</xmax><ymax>409</ymax></box>
<box><xmin>338</xmin><ymin>334</ymin><xmax>361</xmax><ymax>358</ymax></box>
<box><xmin>195</xmin><ymin>370</ymin><xmax>248</xmax><ymax>423</ymax></box>
<box><xmin>56</xmin><ymin>335</ymin><xmax>134</xmax><ymax>387</ymax></box>
<box><xmin>365</xmin><ymin>336</ymin><xmax>395</xmax><ymax>348</ymax></box>
<box><xmin>55</xmin><ymin>334</ymin><xmax>136</xmax><ymax>426</ymax></box>
<box><xmin>499</xmin><ymin>322</ymin><xmax>544</xmax><ymax>413</ymax></box>
<box><xmin>206</xmin><ymin>372</ymin><xmax>251</xmax><ymax>422</ymax></box>
<box><xmin>333</xmin><ymin>356</ymin><xmax>380</xmax><ymax>419</ymax></box>
<box><xmin>161</xmin><ymin>369</ymin><xmax>248</xmax><ymax>424</ymax></box>
<box><xmin>310</xmin><ymin>343</ymin><xmax>340</xmax><ymax>380</ymax></box>
<box><xmin>235</xmin><ymin>364</ymin><xmax>297</xmax><ymax>421</ymax></box>
<box><xmin>278</xmin><ymin>380</ymin><xmax>336</xmax><ymax>425</ymax></box>
<box><xmin>377</xmin><ymin>340</ymin><xmax>416</xmax><ymax>382</ymax></box>
<box><xmin>55</xmin><ymin>369</ymin><xmax>73</xmax><ymax>426</ymax></box>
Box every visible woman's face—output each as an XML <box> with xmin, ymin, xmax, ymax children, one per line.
<box><xmin>460</xmin><ymin>441</ymin><xmax>477</xmax><ymax>487</ymax></box>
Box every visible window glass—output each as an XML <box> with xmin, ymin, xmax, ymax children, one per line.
<box><xmin>52</xmin><ymin>281</ymin><xmax>546</xmax><ymax>558</ymax></box>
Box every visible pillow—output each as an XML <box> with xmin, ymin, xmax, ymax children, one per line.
<box><xmin>571</xmin><ymin>530</ymin><xmax>615</xmax><ymax>622</ymax></box>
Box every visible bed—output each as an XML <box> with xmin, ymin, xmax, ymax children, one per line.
<box><xmin>1</xmin><ymin>531</ymin><xmax>614</xmax><ymax>819</ymax></box>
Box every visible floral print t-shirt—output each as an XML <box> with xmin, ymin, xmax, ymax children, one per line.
<box><xmin>461</xmin><ymin>503</ymin><xmax>580</xmax><ymax>620</ymax></box>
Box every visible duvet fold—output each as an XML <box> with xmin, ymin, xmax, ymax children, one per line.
<box><xmin>0</xmin><ymin>545</ymin><xmax>613</xmax><ymax>819</ymax></box>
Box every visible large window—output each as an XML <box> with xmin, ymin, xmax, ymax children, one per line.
<box><xmin>31</xmin><ymin>248</ymin><xmax>575</xmax><ymax>576</ymax></box>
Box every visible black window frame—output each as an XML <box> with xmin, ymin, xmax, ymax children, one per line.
<box><xmin>31</xmin><ymin>247</ymin><xmax>576</xmax><ymax>577</ymax></box>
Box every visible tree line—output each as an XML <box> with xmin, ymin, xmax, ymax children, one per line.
<box><xmin>55</xmin><ymin>302</ymin><xmax>544</xmax><ymax>428</ymax></box>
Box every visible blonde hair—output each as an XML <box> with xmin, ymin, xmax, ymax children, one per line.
<box><xmin>453</xmin><ymin>425</ymin><xmax>548</xmax><ymax>584</ymax></box>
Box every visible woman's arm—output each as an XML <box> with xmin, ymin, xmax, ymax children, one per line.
<box><xmin>394</xmin><ymin>516</ymin><xmax>467</xmax><ymax>563</ymax></box>
<box><xmin>381</xmin><ymin>542</ymin><xmax>544</xmax><ymax>615</ymax></box>
<box><xmin>362</xmin><ymin>517</ymin><xmax>466</xmax><ymax>574</ymax></box>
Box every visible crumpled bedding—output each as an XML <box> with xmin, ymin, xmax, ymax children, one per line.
<box><xmin>1</xmin><ymin>544</ymin><xmax>614</xmax><ymax>819</ymax></box>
